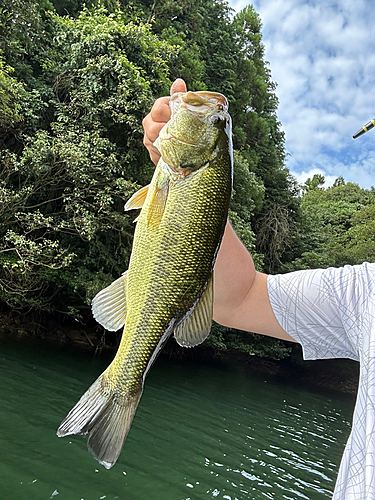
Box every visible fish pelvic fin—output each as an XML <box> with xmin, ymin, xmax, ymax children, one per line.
<box><xmin>174</xmin><ymin>274</ymin><xmax>213</xmax><ymax>347</ymax></box>
<box><xmin>92</xmin><ymin>272</ymin><xmax>128</xmax><ymax>331</ymax></box>
<box><xmin>57</xmin><ymin>374</ymin><xmax>142</xmax><ymax>469</ymax></box>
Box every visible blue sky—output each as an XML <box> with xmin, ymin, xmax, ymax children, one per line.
<box><xmin>228</xmin><ymin>0</ymin><xmax>375</xmax><ymax>189</ymax></box>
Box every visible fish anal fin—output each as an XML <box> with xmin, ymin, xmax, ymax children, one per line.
<box><xmin>57</xmin><ymin>374</ymin><xmax>142</xmax><ymax>469</ymax></box>
<box><xmin>124</xmin><ymin>184</ymin><xmax>150</xmax><ymax>211</ymax></box>
<box><xmin>91</xmin><ymin>272</ymin><xmax>128</xmax><ymax>332</ymax></box>
<box><xmin>174</xmin><ymin>275</ymin><xmax>213</xmax><ymax>347</ymax></box>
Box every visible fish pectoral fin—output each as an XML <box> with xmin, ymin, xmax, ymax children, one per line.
<box><xmin>147</xmin><ymin>179</ymin><xmax>169</xmax><ymax>228</ymax></box>
<box><xmin>124</xmin><ymin>184</ymin><xmax>150</xmax><ymax>211</ymax></box>
<box><xmin>91</xmin><ymin>271</ymin><xmax>128</xmax><ymax>331</ymax></box>
<box><xmin>57</xmin><ymin>373</ymin><xmax>142</xmax><ymax>469</ymax></box>
<box><xmin>174</xmin><ymin>275</ymin><xmax>213</xmax><ymax>347</ymax></box>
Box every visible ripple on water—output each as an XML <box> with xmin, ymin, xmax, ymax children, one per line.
<box><xmin>0</xmin><ymin>339</ymin><xmax>355</xmax><ymax>500</ymax></box>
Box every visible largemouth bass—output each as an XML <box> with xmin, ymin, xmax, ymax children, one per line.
<box><xmin>57</xmin><ymin>90</ymin><xmax>233</xmax><ymax>469</ymax></box>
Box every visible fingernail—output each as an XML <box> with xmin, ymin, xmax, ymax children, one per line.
<box><xmin>170</xmin><ymin>78</ymin><xmax>187</xmax><ymax>95</ymax></box>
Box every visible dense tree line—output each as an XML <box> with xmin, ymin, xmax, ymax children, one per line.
<box><xmin>0</xmin><ymin>0</ymin><xmax>373</xmax><ymax>359</ymax></box>
<box><xmin>287</xmin><ymin>175</ymin><xmax>375</xmax><ymax>271</ymax></box>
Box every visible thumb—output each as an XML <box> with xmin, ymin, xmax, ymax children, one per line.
<box><xmin>170</xmin><ymin>78</ymin><xmax>187</xmax><ymax>95</ymax></box>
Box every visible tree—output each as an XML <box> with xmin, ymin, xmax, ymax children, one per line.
<box><xmin>303</xmin><ymin>173</ymin><xmax>325</xmax><ymax>192</ymax></box>
<box><xmin>0</xmin><ymin>55</ymin><xmax>25</xmax><ymax>131</ymax></box>
<box><xmin>0</xmin><ymin>0</ymin><xmax>297</xmax><ymax>360</ymax></box>
<box><xmin>342</xmin><ymin>203</ymin><xmax>375</xmax><ymax>264</ymax></box>
<box><xmin>0</xmin><ymin>5</ymin><xmax>175</xmax><ymax>314</ymax></box>
<box><xmin>230</xmin><ymin>5</ymin><xmax>300</xmax><ymax>272</ymax></box>
<box><xmin>287</xmin><ymin>180</ymin><xmax>375</xmax><ymax>271</ymax></box>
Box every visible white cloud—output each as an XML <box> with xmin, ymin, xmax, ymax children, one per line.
<box><xmin>291</xmin><ymin>168</ymin><xmax>337</xmax><ymax>188</ymax></box>
<box><xmin>228</xmin><ymin>0</ymin><xmax>375</xmax><ymax>189</ymax></box>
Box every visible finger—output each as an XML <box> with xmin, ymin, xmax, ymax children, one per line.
<box><xmin>170</xmin><ymin>78</ymin><xmax>187</xmax><ymax>95</ymax></box>
<box><xmin>143</xmin><ymin>114</ymin><xmax>163</xmax><ymax>164</ymax></box>
<box><xmin>142</xmin><ymin>114</ymin><xmax>165</xmax><ymax>144</ymax></box>
<box><xmin>149</xmin><ymin>80</ymin><xmax>187</xmax><ymax>123</ymax></box>
<box><xmin>147</xmin><ymin>147</ymin><xmax>161</xmax><ymax>166</ymax></box>
<box><xmin>143</xmin><ymin>131</ymin><xmax>161</xmax><ymax>164</ymax></box>
<box><xmin>149</xmin><ymin>96</ymin><xmax>170</xmax><ymax>123</ymax></box>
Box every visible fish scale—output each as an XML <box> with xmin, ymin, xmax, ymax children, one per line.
<box><xmin>57</xmin><ymin>90</ymin><xmax>233</xmax><ymax>469</ymax></box>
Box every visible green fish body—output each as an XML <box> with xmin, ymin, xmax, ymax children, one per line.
<box><xmin>57</xmin><ymin>91</ymin><xmax>233</xmax><ymax>468</ymax></box>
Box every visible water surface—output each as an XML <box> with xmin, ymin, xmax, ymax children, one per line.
<box><xmin>0</xmin><ymin>337</ymin><xmax>355</xmax><ymax>500</ymax></box>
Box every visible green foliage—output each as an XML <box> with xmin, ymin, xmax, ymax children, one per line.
<box><xmin>230</xmin><ymin>6</ymin><xmax>299</xmax><ymax>272</ymax></box>
<box><xmin>287</xmin><ymin>177</ymin><xmax>375</xmax><ymax>271</ymax></box>
<box><xmin>206</xmin><ymin>323</ymin><xmax>292</xmax><ymax>360</ymax></box>
<box><xmin>231</xmin><ymin>151</ymin><xmax>265</xmax><ymax>222</ymax></box>
<box><xmin>0</xmin><ymin>0</ymin><xmax>298</xmax><ymax>361</ymax></box>
<box><xmin>50</xmin><ymin>6</ymin><xmax>173</xmax><ymax>182</ymax></box>
<box><xmin>302</xmin><ymin>173</ymin><xmax>325</xmax><ymax>192</ymax></box>
<box><xmin>147</xmin><ymin>0</ymin><xmax>236</xmax><ymax>95</ymax></box>
<box><xmin>0</xmin><ymin>4</ymin><xmax>175</xmax><ymax>312</ymax></box>
<box><xmin>0</xmin><ymin>0</ymin><xmax>54</xmax><ymax>85</ymax></box>
<box><xmin>340</xmin><ymin>203</ymin><xmax>375</xmax><ymax>263</ymax></box>
<box><xmin>0</xmin><ymin>55</ymin><xmax>25</xmax><ymax>130</ymax></box>
<box><xmin>0</xmin><ymin>125</ymin><xmax>137</xmax><ymax>311</ymax></box>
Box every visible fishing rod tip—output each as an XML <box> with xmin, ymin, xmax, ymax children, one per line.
<box><xmin>352</xmin><ymin>119</ymin><xmax>375</xmax><ymax>139</ymax></box>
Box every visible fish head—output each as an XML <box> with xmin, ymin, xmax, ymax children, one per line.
<box><xmin>156</xmin><ymin>91</ymin><xmax>231</xmax><ymax>174</ymax></box>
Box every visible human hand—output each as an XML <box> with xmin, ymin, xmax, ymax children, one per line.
<box><xmin>142</xmin><ymin>78</ymin><xmax>187</xmax><ymax>165</ymax></box>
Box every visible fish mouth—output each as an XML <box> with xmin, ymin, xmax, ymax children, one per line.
<box><xmin>191</xmin><ymin>91</ymin><xmax>228</xmax><ymax>109</ymax></box>
<box><xmin>171</xmin><ymin>91</ymin><xmax>228</xmax><ymax>111</ymax></box>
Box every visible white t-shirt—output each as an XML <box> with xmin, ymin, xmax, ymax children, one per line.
<box><xmin>268</xmin><ymin>262</ymin><xmax>375</xmax><ymax>500</ymax></box>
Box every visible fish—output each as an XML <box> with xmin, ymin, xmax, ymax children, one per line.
<box><xmin>57</xmin><ymin>90</ymin><xmax>233</xmax><ymax>469</ymax></box>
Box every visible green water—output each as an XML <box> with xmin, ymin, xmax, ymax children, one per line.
<box><xmin>0</xmin><ymin>337</ymin><xmax>355</xmax><ymax>500</ymax></box>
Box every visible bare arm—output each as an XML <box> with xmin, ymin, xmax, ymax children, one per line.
<box><xmin>142</xmin><ymin>79</ymin><xmax>295</xmax><ymax>343</ymax></box>
<box><xmin>213</xmin><ymin>222</ymin><xmax>295</xmax><ymax>342</ymax></box>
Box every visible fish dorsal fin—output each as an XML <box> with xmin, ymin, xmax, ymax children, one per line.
<box><xmin>124</xmin><ymin>185</ymin><xmax>149</xmax><ymax>211</ymax></box>
<box><xmin>147</xmin><ymin>180</ymin><xmax>169</xmax><ymax>228</ymax></box>
<box><xmin>91</xmin><ymin>272</ymin><xmax>128</xmax><ymax>331</ymax></box>
<box><xmin>174</xmin><ymin>275</ymin><xmax>213</xmax><ymax>347</ymax></box>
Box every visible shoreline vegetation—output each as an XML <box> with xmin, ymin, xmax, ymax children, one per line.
<box><xmin>0</xmin><ymin>309</ymin><xmax>359</xmax><ymax>396</ymax></box>
<box><xmin>0</xmin><ymin>0</ymin><xmax>371</xmax><ymax>391</ymax></box>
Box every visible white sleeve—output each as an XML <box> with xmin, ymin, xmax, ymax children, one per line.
<box><xmin>266</xmin><ymin>264</ymin><xmax>373</xmax><ymax>362</ymax></box>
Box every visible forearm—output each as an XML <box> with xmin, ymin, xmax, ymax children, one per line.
<box><xmin>213</xmin><ymin>222</ymin><xmax>257</xmax><ymax>325</ymax></box>
<box><xmin>213</xmin><ymin>221</ymin><xmax>294</xmax><ymax>341</ymax></box>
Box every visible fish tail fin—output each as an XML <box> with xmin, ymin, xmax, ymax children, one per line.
<box><xmin>57</xmin><ymin>375</ymin><xmax>142</xmax><ymax>469</ymax></box>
